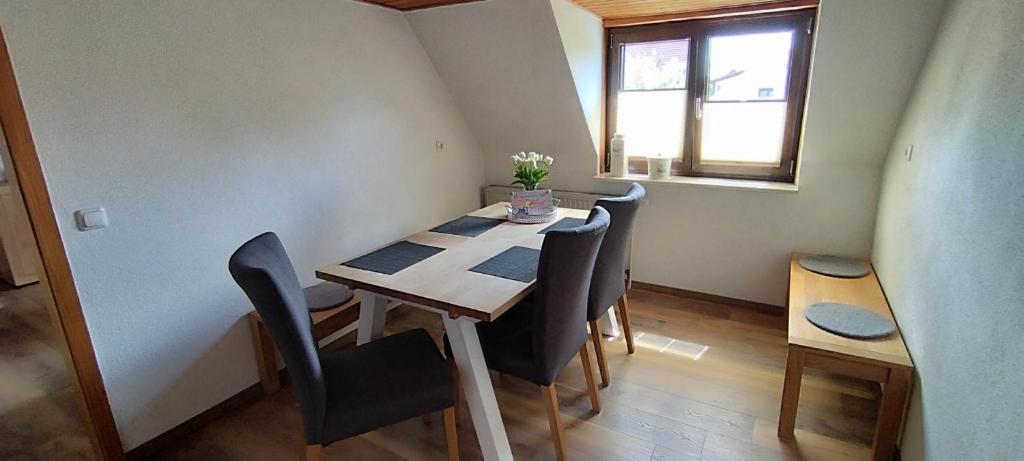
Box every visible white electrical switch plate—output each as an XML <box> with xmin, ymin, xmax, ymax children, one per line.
<box><xmin>75</xmin><ymin>207</ymin><xmax>108</xmax><ymax>231</ymax></box>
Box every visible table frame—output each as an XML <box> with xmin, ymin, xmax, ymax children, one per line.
<box><xmin>356</xmin><ymin>290</ymin><xmax>514</xmax><ymax>460</ymax></box>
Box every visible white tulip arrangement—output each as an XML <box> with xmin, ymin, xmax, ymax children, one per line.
<box><xmin>511</xmin><ymin>152</ymin><xmax>554</xmax><ymax>191</ymax></box>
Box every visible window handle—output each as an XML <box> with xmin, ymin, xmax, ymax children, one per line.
<box><xmin>696</xmin><ymin>97</ymin><xmax>703</xmax><ymax>120</ymax></box>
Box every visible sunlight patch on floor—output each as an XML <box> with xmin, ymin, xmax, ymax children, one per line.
<box><xmin>633</xmin><ymin>331</ymin><xmax>709</xmax><ymax>360</ymax></box>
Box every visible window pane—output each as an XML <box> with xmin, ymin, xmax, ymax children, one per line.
<box><xmin>699</xmin><ymin>102</ymin><xmax>787</xmax><ymax>166</ymax></box>
<box><xmin>706</xmin><ymin>32</ymin><xmax>793</xmax><ymax>101</ymax></box>
<box><xmin>616</xmin><ymin>90</ymin><xmax>686</xmax><ymax>159</ymax></box>
<box><xmin>622</xmin><ymin>39</ymin><xmax>689</xmax><ymax>91</ymax></box>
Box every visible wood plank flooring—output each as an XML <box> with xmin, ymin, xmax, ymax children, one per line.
<box><xmin>0</xmin><ymin>282</ymin><xmax>95</xmax><ymax>461</ymax></box>
<box><xmin>151</xmin><ymin>288</ymin><xmax>880</xmax><ymax>460</ymax></box>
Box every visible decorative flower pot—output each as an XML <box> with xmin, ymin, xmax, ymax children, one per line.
<box><xmin>507</xmin><ymin>189</ymin><xmax>559</xmax><ymax>223</ymax></box>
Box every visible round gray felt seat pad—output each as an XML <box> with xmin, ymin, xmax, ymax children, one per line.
<box><xmin>805</xmin><ymin>303</ymin><xmax>896</xmax><ymax>339</ymax></box>
<box><xmin>305</xmin><ymin>283</ymin><xmax>354</xmax><ymax>312</ymax></box>
<box><xmin>799</xmin><ymin>254</ymin><xmax>870</xmax><ymax>278</ymax></box>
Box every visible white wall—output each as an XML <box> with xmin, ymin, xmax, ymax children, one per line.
<box><xmin>872</xmin><ymin>0</ymin><xmax>1024</xmax><ymax>458</ymax></box>
<box><xmin>0</xmin><ymin>0</ymin><xmax>484</xmax><ymax>449</ymax></box>
<box><xmin>410</xmin><ymin>0</ymin><xmax>946</xmax><ymax>306</ymax></box>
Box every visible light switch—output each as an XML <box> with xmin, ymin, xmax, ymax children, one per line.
<box><xmin>75</xmin><ymin>207</ymin><xmax>108</xmax><ymax>231</ymax></box>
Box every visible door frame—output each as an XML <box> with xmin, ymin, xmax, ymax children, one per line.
<box><xmin>0</xmin><ymin>26</ymin><xmax>125</xmax><ymax>460</ymax></box>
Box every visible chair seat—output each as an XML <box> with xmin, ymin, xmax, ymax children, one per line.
<box><xmin>321</xmin><ymin>328</ymin><xmax>454</xmax><ymax>444</ymax></box>
<box><xmin>445</xmin><ymin>302</ymin><xmax>563</xmax><ymax>386</ymax></box>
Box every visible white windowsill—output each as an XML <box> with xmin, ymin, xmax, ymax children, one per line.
<box><xmin>593</xmin><ymin>173</ymin><xmax>799</xmax><ymax>192</ymax></box>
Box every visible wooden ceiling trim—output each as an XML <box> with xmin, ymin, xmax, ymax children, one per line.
<box><xmin>358</xmin><ymin>0</ymin><xmax>488</xmax><ymax>11</ymax></box>
<box><xmin>356</xmin><ymin>0</ymin><xmax>818</xmax><ymax>19</ymax></box>
<box><xmin>596</xmin><ymin>0</ymin><xmax>819</xmax><ymax>28</ymax></box>
<box><xmin>575</xmin><ymin>0</ymin><xmax>786</xmax><ymax>18</ymax></box>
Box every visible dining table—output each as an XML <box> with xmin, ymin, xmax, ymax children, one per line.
<box><xmin>316</xmin><ymin>202</ymin><xmax>591</xmax><ymax>461</ymax></box>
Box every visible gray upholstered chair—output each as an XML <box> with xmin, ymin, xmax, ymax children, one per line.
<box><xmin>444</xmin><ymin>206</ymin><xmax>610</xmax><ymax>461</ymax></box>
<box><xmin>229</xmin><ymin>232</ymin><xmax>458</xmax><ymax>461</ymax></box>
<box><xmin>588</xmin><ymin>183</ymin><xmax>645</xmax><ymax>387</ymax></box>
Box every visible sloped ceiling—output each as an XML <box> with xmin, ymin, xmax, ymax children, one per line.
<box><xmin>406</xmin><ymin>0</ymin><xmax>603</xmax><ymax>192</ymax></box>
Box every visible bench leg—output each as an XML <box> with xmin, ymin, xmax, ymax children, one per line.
<box><xmin>777</xmin><ymin>345</ymin><xmax>804</xmax><ymax>439</ymax></box>
<box><xmin>872</xmin><ymin>368</ymin><xmax>912</xmax><ymax>461</ymax></box>
<box><xmin>248</xmin><ymin>313</ymin><xmax>280</xmax><ymax>395</ymax></box>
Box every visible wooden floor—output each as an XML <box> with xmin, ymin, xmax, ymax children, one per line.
<box><xmin>0</xmin><ymin>282</ymin><xmax>96</xmax><ymax>461</ymax></box>
<box><xmin>152</xmin><ymin>288</ymin><xmax>880</xmax><ymax>460</ymax></box>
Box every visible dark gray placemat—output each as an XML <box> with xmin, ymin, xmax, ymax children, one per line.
<box><xmin>805</xmin><ymin>302</ymin><xmax>896</xmax><ymax>339</ymax></box>
<box><xmin>430</xmin><ymin>215</ymin><xmax>505</xmax><ymax>237</ymax></box>
<box><xmin>304</xmin><ymin>283</ymin><xmax>354</xmax><ymax>312</ymax></box>
<box><xmin>799</xmin><ymin>254</ymin><xmax>870</xmax><ymax>278</ymax></box>
<box><xmin>342</xmin><ymin>241</ymin><xmax>445</xmax><ymax>275</ymax></box>
<box><xmin>469</xmin><ymin>246</ymin><xmax>541</xmax><ymax>283</ymax></box>
<box><xmin>538</xmin><ymin>217</ymin><xmax>586</xmax><ymax>234</ymax></box>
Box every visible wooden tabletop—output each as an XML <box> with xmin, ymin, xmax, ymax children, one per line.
<box><xmin>787</xmin><ymin>252</ymin><xmax>913</xmax><ymax>369</ymax></box>
<box><xmin>316</xmin><ymin>203</ymin><xmax>590</xmax><ymax>322</ymax></box>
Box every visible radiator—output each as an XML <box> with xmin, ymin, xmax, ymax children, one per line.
<box><xmin>483</xmin><ymin>185</ymin><xmax>606</xmax><ymax>210</ymax></box>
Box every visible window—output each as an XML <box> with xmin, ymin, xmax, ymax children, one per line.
<box><xmin>605</xmin><ymin>10</ymin><xmax>815</xmax><ymax>182</ymax></box>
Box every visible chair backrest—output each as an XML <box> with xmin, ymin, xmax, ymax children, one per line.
<box><xmin>228</xmin><ymin>232</ymin><xmax>325</xmax><ymax>444</ymax></box>
<box><xmin>588</xmin><ymin>183</ymin><xmax>645</xmax><ymax>320</ymax></box>
<box><xmin>532</xmin><ymin>206</ymin><xmax>610</xmax><ymax>385</ymax></box>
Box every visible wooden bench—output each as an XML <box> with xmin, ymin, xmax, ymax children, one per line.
<box><xmin>247</xmin><ymin>290</ymin><xmax>361</xmax><ymax>395</ymax></box>
<box><xmin>779</xmin><ymin>252</ymin><xmax>914</xmax><ymax>461</ymax></box>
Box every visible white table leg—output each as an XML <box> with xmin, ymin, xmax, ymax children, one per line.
<box><xmin>598</xmin><ymin>307</ymin><xmax>620</xmax><ymax>338</ymax></box>
<box><xmin>356</xmin><ymin>290</ymin><xmax>387</xmax><ymax>345</ymax></box>
<box><xmin>442</xmin><ymin>315</ymin><xmax>514</xmax><ymax>461</ymax></box>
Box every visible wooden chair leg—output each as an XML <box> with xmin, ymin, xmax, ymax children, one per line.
<box><xmin>617</xmin><ymin>294</ymin><xmax>636</xmax><ymax>354</ymax></box>
<box><xmin>579</xmin><ymin>344</ymin><xmax>601</xmax><ymax>412</ymax></box>
<box><xmin>443</xmin><ymin>407</ymin><xmax>460</xmax><ymax>461</ymax></box>
<box><xmin>304</xmin><ymin>444</ymin><xmax>322</xmax><ymax>461</ymax></box>
<box><xmin>448</xmin><ymin>356</ymin><xmax>461</xmax><ymax>421</ymax></box>
<box><xmin>540</xmin><ymin>385</ymin><xmax>567</xmax><ymax>461</ymax></box>
<box><xmin>588</xmin><ymin>320</ymin><xmax>610</xmax><ymax>387</ymax></box>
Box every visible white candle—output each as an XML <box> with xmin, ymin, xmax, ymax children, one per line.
<box><xmin>647</xmin><ymin>156</ymin><xmax>671</xmax><ymax>180</ymax></box>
